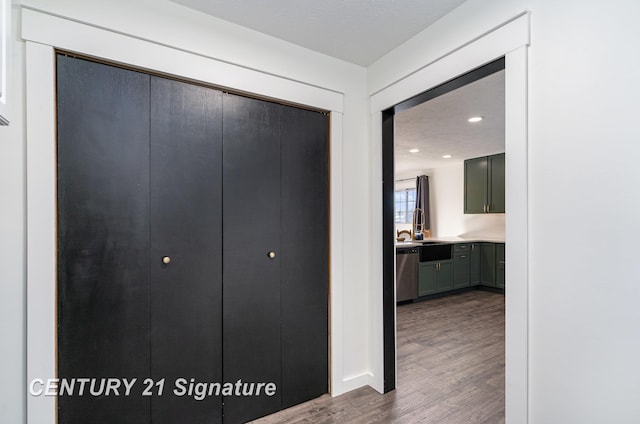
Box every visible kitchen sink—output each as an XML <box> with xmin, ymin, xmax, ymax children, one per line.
<box><xmin>419</xmin><ymin>243</ymin><xmax>452</xmax><ymax>261</ymax></box>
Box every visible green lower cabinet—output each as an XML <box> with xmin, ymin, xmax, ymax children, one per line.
<box><xmin>496</xmin><ymin>243</ymin><xmax>505</xmax><ymax>289</ymax></box>
<box><xmin>436</xmin><ymin>260</ymin><xmax>453</xmax><ymax>291</ymax></box>
<box><xmin>453</xmin><ymin>253</ymin><xmax>470</xmax><ymax>289</ymax></box>
<box><xmin>418</xmin><ymin>260</ymin><xmax>453</xmax><ymax>296</ymax></box>
<box><xmin>418</xmin><ymin>242</ymin><xmax>505</xmax><ymax>295</ymax></box>
<box><xmin>480</xmin><ymin>243</ymin><xmax>496</xmax><ymax>287</ymax></box>
<box><xmin>418</xmin><ymin>262</ymin><xmax>438</xmax><ymax>296</ymax></box>
<box><xmin>470</xmin><ymin>243</ymin><xmax>481</xmax><ymax>285</ymax></box>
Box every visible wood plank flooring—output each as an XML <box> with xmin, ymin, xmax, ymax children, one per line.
<box><xmin>252</xmin><ymin>290</ymin><xmax>505</xmax><ymax>424</ymax></box>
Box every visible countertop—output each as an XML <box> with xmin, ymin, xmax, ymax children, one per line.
<box><xmin>395</xmin><ymin>236</ymin><xmax>505</xmax><ymax>248</ymax></box>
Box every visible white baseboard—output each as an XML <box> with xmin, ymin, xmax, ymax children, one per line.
<box><xmin>332</xmin><ymin>372</ymin><xmax>373</xmax><ymax>397</ymax></box>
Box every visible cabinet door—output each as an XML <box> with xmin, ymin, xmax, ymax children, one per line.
<box><xmin>470</xmin><ymin>243</ymin><xmax>481</xmax><ymax>285</ymax></box>
<box><xmin>489</xmin><ymin>153</ymin><xmax>505</xmax><ymax>213</ymax></box>
<box><xmin>418</xmin><ymin>262</ymin><xmax>438</xmax><ymax>296</ymax></box>
<box><xmin>464</xmin><ymin>156</ymin><xmax>488</xmax><ymax>213</ymax></box>
<box><xmin>453</xmin><ymin>253</ymin><xmax>471</xmax><ymax>288</ymax></box>
<box><xmin>57</xmin><ymin>55</ymin><xmax>151</xmax><ymax>423</ymax></box>
<box><xmin>496</xmin><ymin>243</ymin><xmax>506</xmax><ymax>289</ymax></box>
<box><xmin>480</xmin><ymin>243</ymin><xmax>496</xmax><ymax>287</ymax></box>
<box><xmin>436</xmin><ymin>261</ymin><xmax>453</xmax><ymax>291</ymax></box>
<box><xmin>149</xmin><ymin>77</ymin><xmax>223</xmax><ymax>423</ymax></box>
<box><xmin>223</xmin><ymin>94</ymin><xmax>283</xmax><ymax>423</ymax></box>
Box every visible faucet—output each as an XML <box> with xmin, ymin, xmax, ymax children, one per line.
<box><xmin>412</xmin><ymin>208</ymin><xmax>431</xmax><ymax>240</ymax></box>
<box><xmin>412</xmin><ymin>208</ymin><xmax>424</xmax><ymax>240</ymax></box>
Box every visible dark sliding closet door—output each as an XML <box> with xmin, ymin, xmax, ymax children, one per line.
<box><xmin>57</xmin><ymin>56</ymin><xmax>152</xmax><ymax>423</ymax></box>
<box><xmin>58</xmin><ymin>54</ymin><xmax>328</xmax><ymax>424</ymax></box>
<box><xmin>280</xmin><ymin>105</ymin><xmax>329</xmax><ymax>409</ymax></box>
<box><xmin>149</xmin><ymin>76</ymin><xmax>223</xmax><ymax>423</ymax></box>
<box><xmin>57</xmin><ymin>56</ymin><xmax>224</xmax><ymax>423</ymax></box>
<box><xmin>222</xmin><ymin>94</ymin><xmax>329</xmax><ymax>422</ymax></box>
<box><xmin>222</xmin><ymin>94</ymin><xmax>283</xmax><ymax>423</ymax></box>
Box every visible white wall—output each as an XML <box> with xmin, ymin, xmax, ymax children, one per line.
<box><xmin>431</xmin><ymin>164</ymin><xmax>505</xmax><ymax>238</ymax></box>
<box><xmin>395</xmin><ymin>164</ymin><xmax>505</xmax><ymax>239</ymax></box>
<box><xmin>372</xmin><ymin>0</ymin><xmax>640</xmax><ymax>422</ymax></box>
<box><xmin>0</xmin><ymin>6</ymin><xmax>25</xmax><ymax>423</ymax></box>
<box><xmin>527</xmin><ymin>1</ymin><xmax>640</xmax><ymax>421</ymax></box>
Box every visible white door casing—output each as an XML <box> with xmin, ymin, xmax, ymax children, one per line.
<box><xmin>368</xmin><ymin>11</ymin><xmax>530</xmax><ymax>424</ymax></box>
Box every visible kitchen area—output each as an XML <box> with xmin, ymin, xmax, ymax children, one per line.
<box><xmin>394</xmin><ymin>65</ymin><xmax>506</xmax><ymax>303</ymax></box>
<box><xmin>396</xmin><ymin>238</ymin><xmax>505</xmax><ymax>302</ymax></box>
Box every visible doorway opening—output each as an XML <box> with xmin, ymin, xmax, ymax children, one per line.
<box><xmin>383</xmin><ymin>58</ymin><xmax>506</xmax><ymax>403</ymax></box>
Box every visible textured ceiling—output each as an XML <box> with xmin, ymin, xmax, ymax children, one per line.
<box><xmin>168</xmin><ymin>0</ymin><xmax>502</xmax><ymax>178</ymax></box>
<box><xmin>394</xmin><ymin>70</ymin><xmax>505</xmax><ymax>178</ymax></box>
<box><xmin>170</xmin><ymin>0</ymin><xmax>467</xmax><ymax>66</ymax></box>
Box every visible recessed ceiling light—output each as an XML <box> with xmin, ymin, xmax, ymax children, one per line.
<box><xmin>468</xmin><ymin>116</ymin><xmax>483</xmax><ymax>123</ymax></box>
<box><xmin>443</xmin><ymin>154</ymin><xmax>452</xmax><ymax>159</ymax></box>
<box><xmin>409</xmin><ymin>148</ymin><xmax>420</xmax><ymax>153</ymax></box>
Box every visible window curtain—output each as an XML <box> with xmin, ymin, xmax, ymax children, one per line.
<box><xmin>415</xmin><ymin>175</ymin><xmax>430</xmax><ymax>231</ymax></box>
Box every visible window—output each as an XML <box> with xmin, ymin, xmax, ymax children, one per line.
<box><xmin>395</xmin><ymin>188</ymin><xmax>416</xmax><ymax>223</ymax></box>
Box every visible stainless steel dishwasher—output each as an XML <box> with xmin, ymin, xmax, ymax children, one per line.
<box><xmin>396</xmin><ymin>247</ymin><xmax>419</xmax><ymax>302</ymax></box>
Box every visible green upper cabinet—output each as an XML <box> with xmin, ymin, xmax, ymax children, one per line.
<box><xmin>464</xmin><ymin>157</ymin><xmax>488</xmax><ymax>214</ymax></box>
<box><xmin>489</xmin><ymin>154</ymin><xmax>505</xmax><ymax>213</ymax></box>
<box><xmin>464</xmin><ymin>153</ymin><xmax>505</xmax><ymax>214</ymax></box>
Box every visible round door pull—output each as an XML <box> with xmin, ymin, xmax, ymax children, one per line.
<box><xmin>267</xmin><ymin>251</ymin><xmax>276</xmax><ymax>259</ymax></box>
<box><xmin>162</xmin><ymin>256</ymin><xmax>171</xmax><ymax>264</ymax></box>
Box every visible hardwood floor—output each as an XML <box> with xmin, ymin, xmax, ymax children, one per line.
<box><xmin>252</xmin><ymin>290</ymin><xmax>505</xmax><ymax>424</ymax></box>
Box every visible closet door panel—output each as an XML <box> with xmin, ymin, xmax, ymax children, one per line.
<box><xmin>57</xmin><ymin>55</ymin><xmax>151</xmax><ymax>423</ymax></box>
<box><xmin>222</xmin><ymin>94</ymin><xmax>282</xmax><ymax>423</ymax></box>
<box><xmin>280</xmin><ymin>107</ymin><xmax>329</xmax><ymax>409</ymax></box>
<box><xmin>149</xmin><ymin>77</ymin><xmax>223</xmax><ymax>423</ymax></box>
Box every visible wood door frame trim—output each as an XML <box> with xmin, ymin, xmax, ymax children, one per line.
<box><xmin>24</xmin><ymin>11</ymin><xmax>343</xmax><ymax>423</ymax></box>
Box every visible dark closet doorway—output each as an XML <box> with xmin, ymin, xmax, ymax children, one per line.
<box><xmin>382</xmin><ymin>58</ymin><xmax>506</xmax><ymax>392</ymax></box>
<box><xmin>56</xmin><ymin>53</ymin><xmax>329</xmax><ymax>424</ymax></box>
